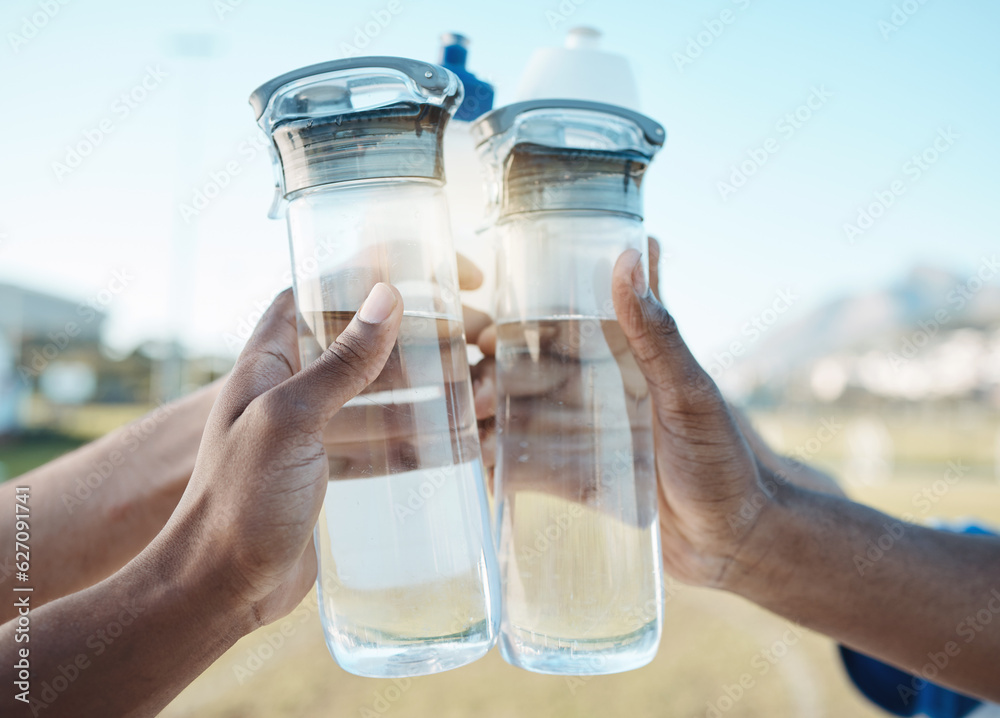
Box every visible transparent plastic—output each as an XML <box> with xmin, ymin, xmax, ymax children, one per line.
<box><xmin>254</xmin><ymin>61</ymin><xmax>498</xmax><ymax>678</ymax></box>
<box><xmin>477</xmin><ymin>103</ymin><xmax>665</xmax><ymax>675</ymax></box>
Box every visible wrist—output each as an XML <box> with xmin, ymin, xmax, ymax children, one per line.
<box><xmin>133</xmin><ymin>490</ymin><xmax>258</xmax><ymax>643</ymax></box>
<box><xmin>717</xmin><ymin>474</ymin><xmax>804</xmax><ymax>598</ymax></box>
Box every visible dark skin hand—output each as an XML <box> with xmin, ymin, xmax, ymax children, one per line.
<box><xmin>0</xmin><ymin>245</ymin><xmax>568</xmax><ymax>711</ymax></box>
<box><xmin>612</xmin><ymin>242</ymin><xmax>1000</xmax><ymax>701</ymax></box>
<box><xmin>0</xmin><ymin>254</ymin><xmax>489</xmax><ymax>625</ymax></box>
<box><xmin>0</xmin><ymin>255</ymin><xmax>490</xmax><ymax>716</ymax></box>
<box><xmin>474</xmin><ymin>237</ymin><xmax>1000</xmax><ymax>701</ymax></box>
<box><xmin>0</xmin><ymin>282</ymin><xmax>407</xmax><ymax>716</ymax></box>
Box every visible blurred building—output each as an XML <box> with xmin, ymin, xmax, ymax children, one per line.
<box><xmin>0</xmin><ymin>283</ymin><xmax>105</xmax><ymax>432</ymax></box>
<box><xmin>0</xmin><ymin>283</ymin><xmax>230</xmax><ymax>437</ymax></box>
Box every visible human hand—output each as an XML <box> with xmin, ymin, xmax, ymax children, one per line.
<box><xmin>471</xmin><ymin>238</ymin><xmax>803</xmax><ymax>587</ymax></box>
<box><xmin>156</xmin><ymin>283</ymin><xmax>403</xmax><ymax>627</ymax></box>
<box><xmin>609</xmin><ymin>246</ymin><xmax>775</xmax><ymax>589</ymax></box>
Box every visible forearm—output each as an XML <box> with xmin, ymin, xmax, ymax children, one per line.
<box><xmin>726</xmin><ymin>479</ymin><xmax>1000</xmax><ymax>701</ymax></box>
<box><xmin>0</xmin><ymin>381</ymin><xmax>220</xmax><ymax>618</ymax></box>
<box><xmin>1</xmin><ymin>497</ymin><xmax>252</xmax><ymax>717</ymax></box>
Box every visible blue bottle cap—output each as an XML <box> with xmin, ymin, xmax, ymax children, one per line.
<box><xmin>439</xmin><ymin>33</ymin><xmax>494</xmax><ymax>122</ymax></box>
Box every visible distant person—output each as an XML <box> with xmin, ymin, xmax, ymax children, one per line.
<box><xmin>2</xmin><ymin>244</ymin><xmax>998</xmax><ymax>716</ymax></box>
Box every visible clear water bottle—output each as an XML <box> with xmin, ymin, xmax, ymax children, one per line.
<box><xmin>473</xmin><ymin>100</ymin><xmax>667</xmax><ymax>675</ymax></box>
<box><xmin>250</xmin><ymin>57</ymin><xmax>500</xmax><ymax>678</ymax></box>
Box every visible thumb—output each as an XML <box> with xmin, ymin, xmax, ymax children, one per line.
<box><xmin>611</xmin><ymin>249</ymin><xmax>720</xmax><ymax>412</ymax></box>
<box><xmin>263</xmin><ymin>282</ymin><xmax>403</xmax><ymax>430</ymax></box>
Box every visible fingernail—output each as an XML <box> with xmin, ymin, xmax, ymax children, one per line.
<box><xmin>631</xmin><ymin>254</ymin><xmax>648</xmax><ymax>297</ymax></box>
<box><xmin>358</xmin><ymin>283</ymin><xmax>397</xmax><ymax>324</ymax></box>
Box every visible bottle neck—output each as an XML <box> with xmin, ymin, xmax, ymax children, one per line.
<box><xmin>493</xmin><ymin>143</ymin><xmax>649</xmax><ymax>220</ymax></box>
<box><xmin>271</xmin><ymin>104</ymin><xmax>450</xmax><ymax>197</ymax></box>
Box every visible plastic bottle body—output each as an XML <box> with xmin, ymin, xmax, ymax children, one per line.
<box><xmin>288</xmin><ymin>179</ymin><xmax>500</xmax><ymax>677</ymax></box>
<box><xmin>492</xmin><ymin>210</ymin><xmax>664</xmax><ymax>675</ymax></box>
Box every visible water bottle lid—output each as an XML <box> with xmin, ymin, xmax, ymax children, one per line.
<box><xmin>438</xmin><ymin>32</ymin><xmax>495</xmax><ymax>122</ymax></box>
<box><xmin>473</xmin><ymin>99</ymin><xmax>664</xmax><ymax>148</ymax></box>
<box><xmin>472</xmin><ymin>99</ymin><xmax>665</xmax><ymax>220</ymax></box>
<box><xmin>249</xmin><ymin>57</ymin><xmax>463</xmax><ymax>210</ymax></box>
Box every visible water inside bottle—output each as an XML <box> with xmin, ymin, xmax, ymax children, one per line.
<box><xmin>495</xmin><ymin>317</ymin><xmax>663</xmax><ymax>674</ymax></box>
<box><xmin>299</xmin><ymin>310</ymin><xmax>498</xmax><ymax>677</ymax></box>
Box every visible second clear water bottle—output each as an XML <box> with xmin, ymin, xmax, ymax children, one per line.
<box><xmin>474</xmin><ymin>99</ymin><xmax>667</xmax><ymax>675</ymax></box>
<box><xmin>250</xmin><ymin>57</ymin><xmax>499</xmax><ymax>678</ymax></box>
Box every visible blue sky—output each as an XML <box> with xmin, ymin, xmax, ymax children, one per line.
<box><xmin>0</xmin><ymin>0</ymin><xmax>997</xmax><ymax>365</ymax></box>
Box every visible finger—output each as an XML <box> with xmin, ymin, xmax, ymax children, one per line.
<box><xmin>457</xmin><ymin>253</ymin><xmax>484</xmax><ymax>291</ymax></box>
<box><xmin>215</xmin><ymin>288</ymin><xmax>301</xmax><ymax>425</ymax></box>
<box><xmin>463</xmin><ymin>305</ymin><xmax>493</xmax><ymax>345</ymax></box>
<box><xmin>477</xmin><ymin>324</ymin><xmax>496</xmax><ymax>357</ymax></box>
<box><xmin>612</xmin><ymin>249</ymin><xmax>720</xmax><ymax>415</ymax></box>
<box><xmin>255</xmin><ymin>283</ymin><xmax>403</xmax><ymax>430</ymax></box>
<box><xmin>471</xmin><ymin>357</ymin><xmax>496</xmax><ymax>421</ymax></box>
<box><xmin>648</xmin><ymin>236</ymin><xmax>662</xmax><ymax>302</ymax></box>
<box><xmin>478</xmin><ymin>418</ymin><xmax>496</xmax><ymax>480</ymax></box>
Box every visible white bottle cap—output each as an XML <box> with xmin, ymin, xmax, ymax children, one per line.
<box><xmin>514</xmin><ymin>27</ymin><xmax>641</xmax><ymax>112</ymax></box>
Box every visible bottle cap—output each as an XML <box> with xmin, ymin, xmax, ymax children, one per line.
<box><xmin>473</xmin><ymin>99</ymin><xmax>665</xmax><ymax>220</ymax></box>
<box><xmin>250</xmin><ymin>57</ymin><xmax>463</xmax><ymax>215</ymax></box>
<box><xmin>515</xmin><ymin>27</ymin><xmax>641</xmax><ymax>112</ymax></box>
<box><xmin>438</xmin><ymin>32</ymin><xmax>494</xmax><ymax>122</ymax></box>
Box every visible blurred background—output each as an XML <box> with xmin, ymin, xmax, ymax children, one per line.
<box><xmin>1</xmin><ymin>0</ymin><xmax>998</xmax><ymax>715</ymax></box>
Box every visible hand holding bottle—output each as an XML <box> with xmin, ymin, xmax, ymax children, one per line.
<box><xmin>171</xmin><ymin>285</ymin><xmax>403</xmax><ymax>626</ymax></box>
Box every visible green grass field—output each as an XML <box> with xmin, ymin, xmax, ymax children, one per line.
<box><xmin>0</xmin><ymin>433</ymin><xmax>84</xmax><ymax>480</ymax></box>
<box><xmin>4</xmin><ymin>405</ymin><xmax>998</xmax><ymax>717</ymax></box>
